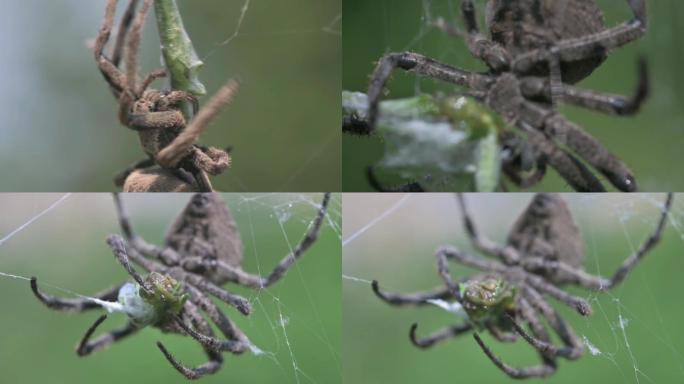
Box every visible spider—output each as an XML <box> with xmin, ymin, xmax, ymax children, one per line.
<box><xmin>371</xmin><ymin>193</ymin><xmax>672</xmax><ymax>379</ymax></box>
<box><xmin>30</xmin><ymin>192</ymin><xmax>331</xmax><ymax>380</ymax></box>
<box><xmin>95</xmin><ymin>0</ymin><xmax>239</xmax><ymax>192</ymax></box>
<box><xmin>351</xmin><ymin>0</ymin><xmax>649</xmax><ymax>192</ymax></box>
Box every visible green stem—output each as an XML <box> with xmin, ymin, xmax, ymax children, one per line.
<box><xmin>154</xmin><ymin>0</ymin><xmax>206</xmax><ymax>101</ymax></box>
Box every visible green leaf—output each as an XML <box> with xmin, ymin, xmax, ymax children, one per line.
<box><xmin>154</xmin><ymin>0</ymin><xmax>206</xmax><ymax>96</ymax></box>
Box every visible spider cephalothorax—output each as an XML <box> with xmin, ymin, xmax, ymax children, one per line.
<box><xmin>30</xmin><ymin>192</ymin><xmax>331</xmax><ymax>380</ymax></box>
<box><xmin>352</xmin><ymin>0</ymin><xmax>649</xmax><ymax>192</ymax></box>
<box><xmin>372</xmin><ymin>193</ymin><xmax>672</xmax><ymax>379</ymax></box>
<box><xmin>96</xmin><ymin>0</ymin><xmax>239</xmax><ymax>192</ymax></box>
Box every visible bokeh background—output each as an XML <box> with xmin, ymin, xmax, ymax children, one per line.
<box><xmin>0</xmin><ymin>193</ymin><xmax>341</xmax><ymax>384</ymax></box>
<box><xmin>0</xmin><ymin>0</ymin><xmax>341</xmax><ymax>191</ymax></box>
<box><xmin>343</xmin><ymin>193</ymin><xmax>684</xmax><ymax>383</ymax></box>
<box><xmin>342</xmin><ymin>0</ymin><xmax>684</xmax><ymax>191</ymax></box>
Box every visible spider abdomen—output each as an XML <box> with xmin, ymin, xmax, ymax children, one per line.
<box><xmin>507</xmin><ymin>193</ymin><xmax>585</xmax><ymax>284</ymax></box>
<box><xmin>165</xmin><ymin>194</ymin><xmax>244</xmax><ymax>285</ymax></box>
<box><xmin>486</xmin><ymin>0</ymin><xmax>607</xmax><ymax>83</ymax></box>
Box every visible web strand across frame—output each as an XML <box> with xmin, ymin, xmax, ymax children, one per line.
<box><xmin>342</xmin><ymin>193</ymin><xmax>684</xmax><ymax>383</ymax></box>
<box><xmin>0</xmin><ymin>193</ymin><xmax>340</xmax><ymax>384</ymax></box>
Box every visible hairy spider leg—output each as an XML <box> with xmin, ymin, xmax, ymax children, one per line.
<box><xmin>76</xmin><ymin>315</ymin><xmax>139</xmax><ymax>356</ymax></box>
<box><xmin>157</xmin><ymin>300</ymin><xmax>224</xmax><ymax>380</ymax></box>
<box><xmin>459</xmin><ymin>0</ymin><xmax>512</xmax><ymax>71</ymax></box>
<box><xmin>512</xmin><ymin>0</ymin><xmax>647</xmax><ymax>75</ymax></box>
<box><xmin>410</xmin><ymin>323</ymin><xmax>473</xmax><ymax>349</ymax></box>
<box><xmin>517</xmin><ymin>193</ymin><xmax>672</xmax><ymax>290</ymax></box>
<box><xmin>521</xmin><ymin>58</ymin><xmax>649</xmax><ymax>116</ymax></box>
<box><xmin>367</xmin><ymin>51</ymin><xmax>492</xmax><ymax>131</ymax></box>
<box><xmin>178</xmin><ymin>193</ymin><xmax>332</xmax><ymax>289</ymax></box>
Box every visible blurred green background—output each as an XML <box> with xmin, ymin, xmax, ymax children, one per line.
<box><xmin>343</xmin><ymin>193</ymin><xmax>684</xmax><ymax>383</ymax></box>
<box><xmin>342</xmin><ymin>0</ymin><xmax>684</xmax><ymax>191</ymax></box>
<box><xmin>0</xmin><ymin>193</ymin><xmax>341</xmax><ymax>384</ymax></box>
<box><xmin>0</xmin><ymin>0</ymin><xmax>341</xmax><ymax>191</ymax></box>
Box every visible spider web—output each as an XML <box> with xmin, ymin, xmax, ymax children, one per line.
<box><xmin>342</xmin><ymin>193</ymin><xmax>684</xmax><ymax>384</ymax></box>
<box><xmin>0</xmin><ymin>193</ymin><xmax>341</xmax><ymax>384</ymax></box>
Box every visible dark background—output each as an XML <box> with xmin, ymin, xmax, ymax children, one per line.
<box><xmin>0</xmin><ymin>0</ymin><xmax>341</xmax><ymax>191</ymax></box>
<box><xmin>342</xmin><ymin>0</ymin><xmax>684</xmax><ymax>191</ymax></box>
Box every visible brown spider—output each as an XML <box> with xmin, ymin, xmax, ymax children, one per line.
<box><xmin>354</xmin><ymin>0</ymin><xmax>649</xmax><ymax>192</ymax></box>
<box><xmin>372</xmin><ymin>193</ymin><xmax>672</xmax><ymax>379</ymax></box>
<box><xmin>30</xmin><ymin>192</ymin><xmax>331</xmax><ymax>380</ymax></box>
<box><xmin>96</xmin><ymin>0</ymin><xmax>239</xmax><ymax>192</ymax></box>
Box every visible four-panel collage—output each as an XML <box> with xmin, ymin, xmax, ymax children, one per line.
<box><xmin>1</xmin><ymin>1</ymin><xmax>683</xmax><ymax>383</ymax></box>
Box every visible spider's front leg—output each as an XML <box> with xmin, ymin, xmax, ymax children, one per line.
<box><xmin>30</xmin><ymin>278</ymin><xmax>123</xmax><ymax>312</ymax></box>
<box><xmin>366</xmin><ymin>52</ymin><xmax>491</xmax><ymax>132</ymax></box>
<box><xmin>456</xmin><ymin>194</ymin><xmax>522</xmax><ymax>263</ymax></box>
<box><xmin>371</xmin><ymin>280</ymin><xmax>452</xmax><ymax>306</ymax></box>
<box><xmin>94</xmin><ymin>0</ymin><xmax>128</xmax><ymax>96</ymax></box>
